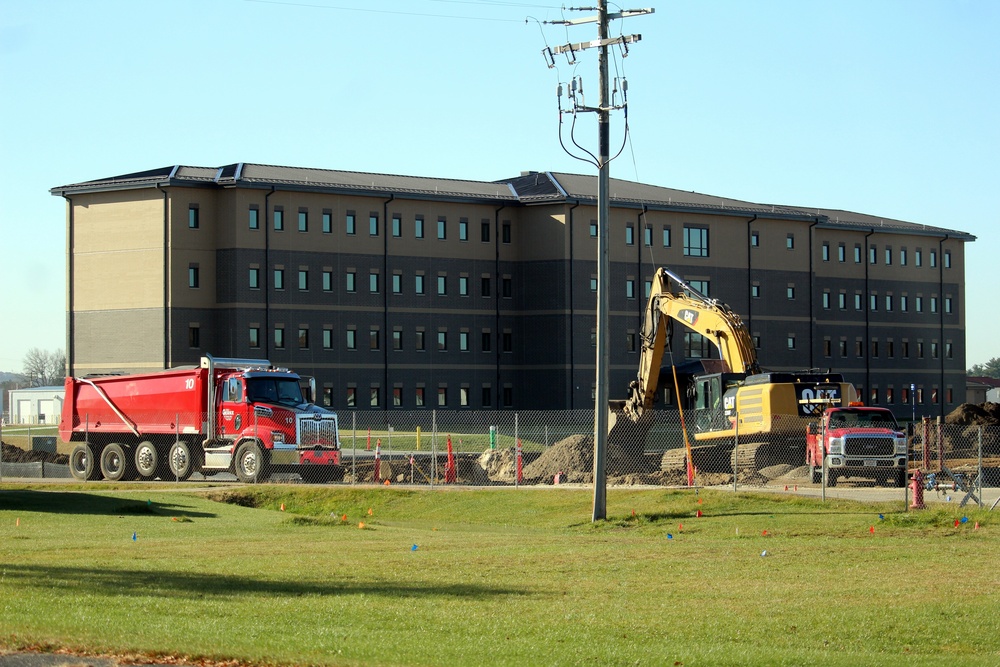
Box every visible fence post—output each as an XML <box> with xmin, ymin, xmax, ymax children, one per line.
<box><xmin>0</xmin><ymin>416</ymin><xmax>4</xmax><ymax>483</ymax></box>
<box><xmin>978</xmin><ymin>425</ymin><xmax>984</xmax><ymax>508</ymax></box>
<box><xmin>514</xmin><ymin>412</ymin><xmax>519</xmax><ymax>489</ymax></box>
<box><xmin>732</xmin><ymin>415</ymin><xmax>738</xmax><ymax>493</ymax></box>
<box><xmin>431</xmin><ymin>410</ymin><xmax>437</xmax><ymax>488</ymax></box>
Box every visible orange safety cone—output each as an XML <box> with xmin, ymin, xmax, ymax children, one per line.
<box><xmin>678</xmin><ymin>523</ymin><xmax>683</xmax><ymax>532</ymax></box>
<box><xmin>358</xmin><ymin>521</ymin><xmax>365</xmax><ymax>529</ymax></box>
<box><xmin>366</xmin><ymin>429</ymin><xmax>371</xmax><ymax>451</ymax></box>
<box><xmin>373</xmin><ymin>439</ymin><xmax>382</xmax><ymax>483</ymax></box>
<box><xmin>341</xmin><ymin>514</ymin><xmax>347</xmax><ymax>522</ymax></box>
<box><xmin>444</xmin><ymin>435</ymin><xmax>457</xmax><ymax>484</ymax></box>
<box><xmin>16</xmin><ymin>518</ymin><xmax>20</xmax><ymax>527</ymax></box>
<box><xmin>869</xmin><ymin>525</ymin><xmax>875</xmax><ymax>535</ymax></box>
<box><xmin>975</xmin><ymin>522</ymin><xmax>980</xmax><ymax>530</ymax></box>
<box><xmin>696</xmin><ymin>509</ymin><xmax>703</xmax><ymax>518</ymax></box>
<box><xmin>516</xmin><ymin>438</ymin><xmax>523</xmax><ymax>484</ymax></box>
<box><xmin>367</xmin><ymin>507</ymin><xmax>373</xmax><ymax>516</ymax></box>
<box><xmin>280</xmin><ymin>503</ymin><xmax>285</xmax><ymax>512</ymax></box>
<box><xmin>383</xmin><ymin>479</ymin><xmax>390</xmax><ymax>486</ymax></box>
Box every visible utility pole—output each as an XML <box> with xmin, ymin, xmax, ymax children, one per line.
<box><xmin>543</xmin><ymin>3</ymin><xmax>653</xmax><ymax>521</ymax></box>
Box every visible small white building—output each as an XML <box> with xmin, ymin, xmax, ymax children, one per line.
<box><xmin>7</xmin><ymin>387</ymin><xmax>65</xmax><ymax>424</ymax></box>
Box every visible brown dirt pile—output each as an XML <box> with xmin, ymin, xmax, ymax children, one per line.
<box><xmin>945</xmin><ymin>402</ymin><xmax>1000</xmax><ymax>426</ymax></box>
<box><xmin>1</xmin><ymin>441</ymin><xmax>68</xmax><ymax>464</ymax></box>
<box><xmin>522</xmin><ymin>434</ymin><xmax>594</xmax><ymax>480</ymax></box>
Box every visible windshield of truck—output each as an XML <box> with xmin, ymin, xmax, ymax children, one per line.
<box><xmin>246</xmin><ymin>378</ymin><xmax>304</xmax><ymax>407</ymax></box>
<box><xmin>829</xmin><ymin>410</ymin><xmax>897</xmax><ymax>429</ymax></box>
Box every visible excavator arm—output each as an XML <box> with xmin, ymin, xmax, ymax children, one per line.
<box><xmin>621</xmin><ymin>267</ymin><xmax>760</xmax><ymax>421</ymax></box>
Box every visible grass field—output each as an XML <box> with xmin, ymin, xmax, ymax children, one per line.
<box><xmin>1</xmin><ymin>483</ymin><xmax>998</xmax><ymax>667</ymax></box>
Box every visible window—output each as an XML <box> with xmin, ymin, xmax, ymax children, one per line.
<box><xmin>322</xmin><ymin>210</ymin><xmax>332</xmax><ymax>234</ymax></box>
<box><xmin>369</xmin><ymin>271</ymin><xmax>379</xmax><ymax>293</ymax></box>
<box><xmin>393</xmin><ymin>387</ymin><xmax>402</xmax><ymax>407</ymax></box>
<box><xmin>930</xmin><ymin>296</ymin><xmax>938</xmax><ymax>313</ymax></box>
<box><xmin>590</xmin><ymin>277</ymin><xmax>598</xmax><ymax>292</ymax></box>
<box><xmin>416</xmin><ymin>330</ymin><xmax>425</xmax><ymax>351</ymax></box>
<box><xmin>887</xmin><ymin>340</ymin><xmax>894</xmax><ymax>358</ymax></box>
<box><xmin>663</xmin><ymin>226</ymin><xmax>672</xmax><ymax>247</ymax></box>
<box><xmin>871</xmin><ymin>340</ymin><xmax>879</xmax><ymax>358</ymax></box>
<box><xmin>481</xmin><ymin>219</ymin><xmax>490</xmax><ymax>242</ymax></box>
<box><xmin>885</xmin><ymin>247</ymin><xmax>892</xmax><ymax>265</ymax></box>
<box><xmin>915</xmin><ymin>249</ymin><xmax>922</xmax><ymax>267</ymax></box>
<box><xmin>870</xmin><ymin>294</ymin><xmax>877</xmax><ymax>311</ymax></box>
<box><xmin>459</xmin><ymin>276</ymin><xmax>469</xmax><ymax>296</ymax></box>
<box><xmin>437</xmin><ymin>387</ymin><xmax>447</xmax><ymax>407</ymax></box>
<box><xmin>188</xmin><ymin>205</ymin><xmax>199</xmax><ymax>229</ymax></box>
<box><xmin>502</xmin><ymin>221</ymin><xmax>511</xmax><ymax>244</ymax></box>
<box><xmin>626</xmin><ymin>331</ymin><xmax>636</xmax><ymax>352</ymax></box>
<box><xmin>839</xmin><ymin>340</ymin><xmax>847</xmax><ymax>357</ymax></box>
<box><xmin>685</xmin><ymin>332</ymin><xmax>712</xmax><ymax>358</ymax></box>
<box><xmin>188</xmin><ymin>325</ymin><xmax>200</xmax><ymax>348</ymax></box>
<box><xmin>944</xmin><ymin>250</ymin><xmax>952</xmax><ymax>269</ymax></box>
<box><xmin>945</xmin><ymin>297</ymin><xmax>953</xmax><ymax>314</ymax></box>
<box><xmin>298</xmin><ymin>210</ymin><xmax>308</xmax><ymax>232</ymax></box>
<box><xmin>392</xmin><ymin>215</ymin><xmax>402</xmax><ymax>238</ymax></box>
<box><xmin>459</xmin><ymin>218</ymin><xmax>468</xmax><ymax>241</ymax></box>
<box><xmin>346</xmin><ymin>330</ymin><xmax>356</xmax><ymax>350</ymax></box>
<box><xmin>481</xmin><ymin>276</ymin><xmax>491</xmax><ymax>297</ymax></box>
<box><xmin>751</xmin><ymin>284</ymin><xmax>761</xmax><ymax>299</ymax></box>
<box><xmin>249</xmin><ymin>327</ymin><xmax>260</xmax><ymax>349</ymax></box>
<box><xmin>393</xmin><ymin>329</ymin><xmax>402</xmax><ymax>351</ymax></box>
<box><xmin>481</xmin><ymin>331</ymin><xmax>491</xmax><ymax>352</ymax></box>
<box><xmin>460</xmin><ymin>387</ymin><xmax>470</xmax><ymax>407</ymax></box>
<box><xmin>273</xmin><ymin>268</ymin><xmax>284</xmax><ymax>290</ymax></box>
<box><xmin>369</xmin><ymin>214</ymin><xmax>379</xmax><ymax>237</ymax></box>
<box><xmin>502</xmin><ymin>277</ymin><xmax>512</xmax><ymax>298</ymax></box>
<box><xmin>459</xmin><ymin>331</ymin><xmax>469</xmax><ymax>352</ymax></box>
<box><xmin>644</xmin><ymin>225</ymin><xmax>652</xmax><ymax>246</ymax></box>
<box><xmin>930</xmin><ymin>250</ymin><xmax>937</xmax><ymax>268</ymax></box>
<box><xmin>415</xmin><ymin>216</ymin><xmax>424</xmax><ymax>238</ymax></box>
<box><xmin>370</xmin><ymin>329</ymin><xmax>380</xmax><ymax>351</ymax></box>
<box><xmin>274</xmin><ymin>326</ymin><xmax>285</xmax><ymax>349</ymax></box>
<box><xmin>838</xmin><ymin>243</ymin><xmax>846</xmax><ymax>262</ymax></box>
<box><xmin>644</xmin><ymin>280</ymin><xmax>652</xmax><ymax>298</ymax></box>
<box><xmin>249</xmin><ymin>268</ymin><xmax>260</xmax><ymax>289</ymax></box>
<box><xmin>854</xmin><ymin>245</ymin><xmax>862</xmax><ymax>263</ymax></box>
<box><xmin>482</xmin><ymin>386</ymin><xmax>492</xmax><ymax>408</ymax></box>
<box><xmin>786</xmin><ymin>234</ymin><xmax>794</xmax><ymax>250</ymax></box>
<box><xmin>298</xmin><ymin>328</ymin><xmax>309</xmax><ymax>349</ymax></box>
<box><xmin>346</xmin><ymin>271</ymin><xmax>356</xmax><ymax>293</ymax></box>
<box><xmin>750</xmin><ymin>231</ymin><xmax>759</xmax><ymax>247</ymax></box>
<box><xmin>854</xmin><ymin>293</ymin><xmax>862</xmax><ymax>310</ymax></box>
<box><xmin>787</xmin><ymin>335</ymin><xmax>795</xmax><ymax>350</ymax></box>
<box><xmin>415</xmin><ymin>387</ymin><xmax>425</xmax><ymax>407</ymax></box>
<box><xmin>856</xmin><ymin>340</ymin><xmax>864</xmax><ymax>357</ymax></box>
<box><xmin>590</xmin><ymin>221</ymin><xmax>598</xmax><ymax>238</ymax></box>
<box><xmin>917</xmin><ymin>341</ymin><xmax>924</xmax><ymax>358</ymax></box>
<box><xmin>885</xmin><ymin>294</ymin><xmax>893</xmax><ymax>311</ymax></box>
<box><xmin>838</xmin><ymin>293</ymin><xmax>846</xmax><ymax>310</ymax></box>
<box><xmin>415</xmin><ymin>274</ymin><xmax>425</xmax><ymax>295</ymax></box>
<box><xmin>626</xmin><ymin>279</ymin><xmax>636</xmax><ymax>299</ymax></box>
<box><xmin>502</xmin><ymin>331</ymin><xmax>513</xmax><ymax>352</ymax></box>
<box><xmin>915</xmin><ymin>296</ymin><xmax>923</xmax><ymax>312</ymax></box>
<box><xmin>188</xmin><ymin>265</ymin><xmax>199</xmax><ymax>288</ymax></box>
<box><xmin>437</xmin><ymin>330</ymin><xmax>447</xmax><ymax>351</ymax></box>
<box><xmin>822</xmin><ymin>243</ymin><xmax>830</xmax><ymax>261</ymax></box>
<box><xmin>931</xmin><ymin>342</ymin><xmax>939</xmax><ymax>359</ymax></box>
<box><xmin>273</xmin><ymin>208</ymin><xmax>284</xmax><ymax>231</ymax></box>
<box><xmin>900</xmin><ymin>295</ymin><xmax>908</xmax><ymax>312</ymax></box>
<box><xmin>688</xmin><ymin>280</ymin><xmax>709</xmax><ymax>296</ymax></box>
<box><xmin>946</xmin><ymin>342</ymin><xmax>953</xmax><ymax>359</ymax></box>
<box><xmin>824</xmin><ymin>339</ymin><xmax>832</xmax><ymax>357</ymax></box>
<box><xmin>869</xmin><ymin>245</ymin><xmax>877</xmax><ymax>264</ymax></box>
<box><xmin>249</xmin><ymin>206</ymin><xmax>259</xmax><ymax>230</ymax></box>
<box><xmin>346</xmin><ymin>387</ymin><xmax>356</xmax><ymax>408</ymax></box>
<box><xmin>322</xmin><ymin>270</ymin><xmax>333</xmax><ymax>292</ymax></box>
<box><xmin>787</xmin><ymin>286</ymin><xmax>795</xmax><ymax>300</ymax></box>
<box><xmin>503</xmin><ymin>386</ymin><xmax>513</xmax><ymax>408</ymax></box>
<box><xmin>437</xmin><ymin>275</ymin><xmax>447</xmax><ymax>296</ymax></box>
<box><xmin>370</xmin><ymin>387</ymin><xmax>380</xmax><ymax>408</ymax></box>
<box><xmin>900</xmin><ymin>248</ymin><xmax>907</xmax><ymax>266</ymax></box>
<box><xmin>323</xmin><ymin>329</ymin><xmax>333</xmax><ymax>350</ymax></box>
<box><xmin>625</xmin><ymin>224</ymin><xmax>635</xmax><ymax>246</ymax></box>
<box><xmin>392</xmin><ymin>274</ymin><xmax>402</xmax><ymax>294</ymax></box>
<box><xmin>346</xmin><ymin>212</ymin><xmax>356</xmax><ymax>235</ymax></box>
<box><xmin>822</xmin><ymin>292</ymin><xmax>831</xmax><ymax>309</ymax></box>
<box><xmin>437</xmin><ymin>217</ymin><xmax>446</xmax><ymax>240</ymax></box>
<box><xmin>886</xmin><ymin>388</ymin><xmax>894</xmax><ymax>404</ymax></box>
<box><xmin>902</xmin><ymin>341</ymin><xmax>909</xmax><ymax>358</ymax></box>
<box><xmin>684</xmin><ymin>227</ymin><xmax>709</xmax><ymax>257</ymax></box>
<box><xmin>298</xmin><ymin>270</ymin><xmax>308</xmax><ymax>291</ymax></box>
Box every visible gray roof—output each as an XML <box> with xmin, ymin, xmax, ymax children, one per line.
<box><xmin>50</xmin><ymin>163</ymin><xmax>975</xmax><ymax>241</ymax></box>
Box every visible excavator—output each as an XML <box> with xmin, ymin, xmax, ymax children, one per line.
<box><xmin>609</xmin><ymin>267</ymin><xmax>858</xmax><ymax>475</ymax></box>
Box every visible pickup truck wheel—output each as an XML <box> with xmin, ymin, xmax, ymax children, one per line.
<box><xmin>234</xmin><ymin>441</ymin><xmax>268</xmax><ymax>483</ymax></box>
<box><xmin>134</xmin><ymin>441</ymin><xmax>159</xmax><ymax>479</ymax></box>
<box><xmin>826</xmin><ymin>470</ymin><xmax>838</xmax><ymax>487</ymax></box>
<box><xmin>100</xmin><ymin>443</ymin><xmax>136</xmax><ymax>482</ymax></box>
<box><xmin>168</xmin><ymin>441</ymin><xmax>195</xmax><ymax>481</ymax></box>
<box><xmin>70</xmin><ymin>443</ymin><xmax>101</xmax><ymax>481</ymax></box>
<box><xmin>810</xmin><ymin>465</ymin><xmax>822</xmax><ymax>484</ymax></box>
<box><xmin>895</xmin><ymin>469</ymin><xmax>908</xmax><ymax>488</ymax></box>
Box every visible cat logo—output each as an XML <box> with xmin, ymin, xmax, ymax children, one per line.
<box><xmin>678</xmin><ymin>309</ymin><xmax>699</xmax><ymax>326</ymax></box>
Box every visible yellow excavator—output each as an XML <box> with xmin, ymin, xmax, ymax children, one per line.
<box><xmin>610</xmin><ymin>267</ymin><xmax>858</xmax><ymax>473</ymax></box>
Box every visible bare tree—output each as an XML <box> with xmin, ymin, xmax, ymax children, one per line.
<box><xmin>22</xmin><ymin>348</ymin><xmax>66</xmax><ymax>386</ymax></box>
<box><xmin>46</xmin><ymin>350</ymin><xmax>66</xmax><ymax>385</ymax></box>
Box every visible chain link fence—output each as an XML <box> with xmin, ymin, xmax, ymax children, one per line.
<box><xmin>1</xmin><ymin>410</ymin><xmax>996</xmax><ymax>508</ymax></box>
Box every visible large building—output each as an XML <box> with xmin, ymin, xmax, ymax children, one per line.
<box><xmin>52</xmin><ymin>164</ymin><xmax>973</xmax><ymax>418</ymax></box>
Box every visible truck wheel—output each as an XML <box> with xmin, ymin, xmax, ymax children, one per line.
<box><xmin>134</xmin><ymin>441</ymin><xmax>159</xmax><ymax>479</ymax></box>
<box><xmin>895</xmin><ymin>469</ymin><xmax>908</xmax><ymax>488</ymax></box>
<box><xmin>810</xmin><ymin>465</ymin><xmax>822</xmax><ymax>484</ymax></box>
<box><xmin>234</xmin><ymin>441</ymin><xmax>267</xmax><ymax>483</ymax></box>
<box><xmin>827</xmin><ymin>471</ymin><xmax>838</xmax><ymax>487</ymax></box>
<box><xmin>168</xmin><ymin>441</ymin><xmax>195</xmax><ymax>481</ymax></box>
<box><xmin>100</xmin><ymin>443</ymin><xmax>137</xmax><ymax>482</ymax></box>
<box><xmin>70</xmin><ymin>443</ymin><xmax>101</xmax><ymax>481</ymax></box>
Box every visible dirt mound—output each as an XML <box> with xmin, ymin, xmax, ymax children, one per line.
<box><xmin>945</xmin><ymin>402</ymin><xmax>1000</xmax><ymax>426</ymax></box>
<box><xmin>1</xmin><ymin>441</ymin><xmax>68</xmax><ymax>464</ymax></box>
<box><xmin>522</xmin><ymin>434</ymin><xmax>593</xmax><ymax>480</ymax></box>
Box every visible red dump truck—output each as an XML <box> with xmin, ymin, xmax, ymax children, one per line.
<box><xmin>59</xmin><ymin>355</ymin><xmax>342</xmax><ymax>483</ymax></box>
<box><xmin>805</xmin><ymin>406</ymin><xmax>908</xmax><ymax>487</ymax></box>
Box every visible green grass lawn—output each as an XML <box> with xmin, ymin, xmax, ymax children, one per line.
<box><xmin>1</xmin><ymin>484</ymin><xmax>997</xmax><ymax>666</ymax></box>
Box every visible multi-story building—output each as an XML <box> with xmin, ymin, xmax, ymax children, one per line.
<box><xmin>52</xmin><ymin>163</ymin><xmax>973</xmax><ymax>418</ymax></box>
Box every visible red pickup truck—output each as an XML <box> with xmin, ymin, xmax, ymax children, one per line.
<box><xmin>806</xmin><ymin>406</ymin><xmax>908</xmax><ymax>487</ymax></box>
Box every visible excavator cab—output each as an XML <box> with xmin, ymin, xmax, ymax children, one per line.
<box><xmin>690</xmin><ymin>372</ymin><xmax>744</xmax><ymax>434</ymax></box>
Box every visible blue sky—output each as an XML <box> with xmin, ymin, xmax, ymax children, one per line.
<box><xmin>1</xmin><ymin>0</ymin><xmax>997</xmax><ymax>373</ymax></box>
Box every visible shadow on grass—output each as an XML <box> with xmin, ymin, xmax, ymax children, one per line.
<box><xmin>0</xmin><ymin>491</ymin><xmax>216</xmax><ymax>518</ymax></box>
<box><xmin>0</xmin><ymin>563</ymin><xmax>531</xmax><ymax>599</ymax></box>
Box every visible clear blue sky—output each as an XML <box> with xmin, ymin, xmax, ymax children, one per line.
<box><xmin>1</xmin><ymin>0</ymin><xmax>997</xmax><ymax>373</ymax></box>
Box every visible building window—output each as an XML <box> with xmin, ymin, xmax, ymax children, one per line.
<box><xmin>346</xmin><ymin>387</ymin><xmax>356</xmax><ymax>408</ymax></box>
<box><xmin>323</xmin><ymin>270</ymin><xmax>333</xmax><ymax>292</ymax></box>
<box><xmin>915</xmin><ymin>249</ymin><xmax>922</xmax><ymax>267</ymax></box>
<box><xmin>392</xmin><ymin>273</ymin><xmax>402</xmax><ymax>294</ymax></box>
<box><xmin>298</xmin><ymin>270</ymin><xmax>308</xmax><ymax>291</ymax></box>
<box><xmin>917</xmin><ymin>341</ymin><xmax>924</xmax><ymax>358</ymax></box>
<box><xmin>644</xmin><ymin>280</ymin><xmax>652</xmax><ymax>298</ymax></box>
<box><xmin>370</xmin><ymin>387</ymin><xmax>380</xmax><ymax>408</ymax></box>
<box><xmin>750</xmin><ymin>231</ymin><xmax>759</xmax><ymax>248</ymax></box>
<box><xmin>437</xmin><ymin>330</ymin><xmax>447</xmax><ymax>351</ymax></box>
<box><xmin>437</xmin><ymin>275</ymin><xmax>447</xmax><ymax>296</ymax></box>
<box><xmin>900</xmin><ymin>295</ymin><xmax>908</xmax><ymax>312</ymax></box>
<box><xmin>839</xmin><ymin>339</ymin><xmax>847</xmax><ymax>357</ymax></box>
<box><xmin>369</xmin><ymin>271</ymin><xmax>379</xmax><ymax>293</ymax></box>
<box><xmin>503</xmin><ymin>386</ymin><xmax>513</xmax><ymax>408</ymax></box>
<box><xmin>930</xmin><ymin>297</ymin><xmax>938</xmax><ymax>313</ymax></box>
<box><xmin>900</xmin><ymin>248</ymin><xmax>907</xmax><ymax>266</ymax></box>
<box><xmin>274</xmin><ymin>326</ymin><xmax>285</xmax><ymax>349</ymax></box>
<box><xmin>751</xmin><ymin>284</ymin><xmax>760</xmax><ymax>299</ymax></box>
<box><xmin>346</xmin><ymin>212</ymin><xmax>356</xmax><ymax>235</ymax></box>
<box><xmin>298</xmin><ymin>210</ymin><xmax>308</xmax><ymax>232</ymax></box>
<box><xmin>590</xmin><ymin>221</ymin><xmax>598</xmax><ymax>238</ymax></box>
<box><xmin>786</xmin><ymin>234</ymin><xmax>794</xmax><ymax>250</ymax></box>
<box><xmin>944</xmin><ymin>250</ymin><xmax>952</xmax><ymax>269</ymax></box>
<box><xmin>346</xmin><ymin>271</ymin><xmax>356</xmax><ymax>293</ymax></box>
<box><xmin>298</xmin><ymin>328</ymin><xmax>309</xmax><ymax>349</ymax></box>
<box><xmin>945</xmin><ymin>297</ymin><xmax>953</xmax><ymax>314</ymax></box>
<box><xmin>415</xmin><ymin>215</ymin><xmax>424</xmax><ymax>239</ymax></box>
<box><xmin>590</xmin><ymin>277</ymin><xmax>598</xmax><ymax>292</ymax></box>
<box><xmin>322</xmin><ymin>210</ymin><xmax>332</xmax><ymax>234</ymax></box>
<box><xmin>249</xmin><ymin>206</ymin><xmax>259</xmax><ymax>230</ymax></box>
<box><xmin>502</xmin><ymin>221</ymin><xmax>511</xmax><ymax>244</ymax></box>
<box><xmin>416</xmin><ymin>330</ymin><xmax>425</xmax><ymax>351</ymax></box>
<box><xmin>787</xmin><ymin>285</ymin><xmax>795</xmax><ymax>300</ymax></box>
<box><xmin>438</xmin><ymin>386</ymin><xmax>447</xmax><ymax>407</ymax></box>
<box><xmin>886</xmin><ymin>388</ymin><xmax>894</xmax><ymax>404</ymax></box>
<box><xmin>822</xmin><ymin>292</ymin><xmax>831</xmax><ymax>309</ymax></box>
<box><xmin>823</xmin><ymin>339</ymin><xmax>832</xmax><ymax>357</ymax></box>
<box><xmin>273</xmin><ymin>268</ymin><xmax>284</xmax><ymax>290</ymax></box>
<box><xmin>249</xmin><ymin>327</ymin><xmax>260</xmax><ymax>349</ymax></box>
<box><xmin>460</xmin><ymin>331</ymin><xmax>469</xmax><ymax>352</ymax></box>
<box><xmin>392</xmin><ymin>215</ymin><xmax>402</xmax><ymax>238</ymax></box>
<box><xmin>644</xmin><ymin>225</ymin><xmax>652</xmax><ymax>247</ymax></box>
<box><xmin>887</xmin><ymin>340</ymin><xmax>894</xmax><ymax>358</ymax></box>
<box><xmin>870</xmin><ymin>294</ymin><xmax>877</xmax><ymax>311</ymax></box>
<box><xmin>663</xmin><ymin>226</ymin><xmax>672</xmax><ymax>247</ymax></box>
<box><xmin>626</xmin><ymin>279</ymin><xmax>636</xmax><ymax>299</ymax></box>
<box><xmin>323</xmin><ymin>329</ymin><xmax>333</xmax><ymax>350</ymax></box>
<box><xmin>838</xmin><ymin>293</ymin><xmax>846</xmax><ymax>310</ymax></box>
<box><xmin>459</xmin><ymin>276</ymin><xmax>469</xmax><ymax>296</ymax></box>
<box><xmin>368</xmin><ymin>214</ymin><xmax>379</xmax><ymax>237</ymax></box>
<box><xmin>437</xmin><ymin>216</ymin><xmax>447</xmax><ymax>240</ymax></box>
<box><xmin>885</xmin><ymin>247</ymin><xmax>892</xmax><ymax>265</ymax></box>
<box><xmin>346</xmin><ymin>330</ymin><xmax>356</xmax><ymax>350</ymax></box>
<box><xmin>946</xmin><ymin>341</ymin><xmax>953</xmax><ymax>358</ymax></box>
<box><xmin>249</xmin><ymin>268</ymin><xmax>260</xmax><ymax>289</ymax></box>
<box><xmin>502</xmin><ymin>331</ymin><xmax>513</xmax><ymax>353</ymax></box>
<box><xmin>482</xmin><ymin>386</ymin><xmax>492</xmax><ymax>408</ymax></box>
<box><xmin>370</xmin><ymin>329</ymin><xmax>380</xmax><ymax>351</ymax></box>
<box><xmin>685</xmin><ymin>332</ymin><xmax>712</xmax><ymax>358</ymax></box>
<box><xmin>393</xmin><ymin>387</ymin><xmax>403</xmax><ymax>407</ymax></box>
<box><xmin>838</xmin><ymin>243</ymin><xmax>846</xmax><ymax>262</ymax></box>
<box><xmin>930</xmin><ymin>250</ymin><xmax>937</xmax><ymax>268</ymax></box>
<box><xmin>871</xmin><ymin>340</ymin><xmax>879</xmax><ymax>358</ymax></box>
<box><xmin>188</xmin><ymin>205</ymin><xmax>199</xmax><ymax>229</ymax></box>
<box><xmin>885</xmin><ymin>294</ymin><xmax>893</xmax><ymax>311</ymax></box>
<box><xmin>626</xmin><ymin>331</ymin><xmax>636</xmax><ymax>352</ymax></box>
<box><xmin>481</xmin><ymin>331</ymin><xmax>491</xmax><ymax>352</ymax></box>
<box><xmin>393</xmin><ymin>329</ymin><xmax>402</xmax><ymax>351</ymax></box>
<box><xmin>683</xmin><ymin>227</ymin><xmax>709</xmax><ymax>257</ymax></box>
<box><xmin>188</xmin><ymin>325</ymin><xmax>200</xmax><ymax>348</ymax></box>
<box><xmin>273</xmin><ymin>208</ymin><xmax>284</xmax><ymax>231</ymax></box>
<box><xmin>502</xmin><ymin>277</ymin><xmax>512</xmax><ymax>298</ymax></box>
<box><xmin>902</xmin><ymin>341</ymin><xmax>909</xmax><ymax>358</ymax></box>
<box><xmin>854</xmin><ymin>293</ymin><xmax>862</xmax><ymax>310</ymax></box>
<box><xmin>854</xmin><ymin>245</ymin><xmax>862</xmax><ymax>263</ymax></box>
<box><xmin>869</xmin><ymin>245</ymin><xmax>877</xmax><ymax>264</ymax></box>
<box><xmin>856</xmin><ymin>340</ymin><xmax>864</xmax><ymax>357</ymax></box>
<box><xmin>481</xmin><ymin>276</ymin><xmax>491</xmax><ymax>297</ymax></box>
<box><xmin>460</xmin><ymin>387</ymin><xmax>470</xmax><ymax>407</ymax></box>
<box><xmin>481</xmin><ymin>219</ymin><xmax>490</xmax><ymax>242</ymax></box>
<box><xmin>822</xmin><ymin>243</ymin><xmax>830</xmax><ymax>261</ymax></box>
<box><xmin>415</xmin><ymin>387</ymin><xmax>425</xmax><ymax>407</ymax></box>
<box><xmin>459</xmin><ymin>218</ymin><xmax>468</xmax><ymax>241</ymax></box>
<box><xmin>931</xmin><ymin>342</ymin><xmax>939</xmax><ymax>359</ymax></box>
<box><xmin>188</xmin><ymin>264</ymin><xmax>199</xmax><ymax>288</ymax></box>
<box><xmin>625</xmin><ymin>224</ymin><xmax>635</xmax><ymax>246</ymax></box>
<box><xmin>916</xmin><ymin>296</ymin><xmax>923</xmax><ymax>312</ymax></box>
<box><xmin>787</xmin><ymin>335</ymin><xmax>795</xmax><ymax>350</ymax></box>
<box><xmin>415</xmin><ymin>274</ymin><xmax>425</xmax><ymax>295</ymax></box>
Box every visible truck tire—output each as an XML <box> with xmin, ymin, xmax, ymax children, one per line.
<box><xmin>826</xmin><ymin>470</ymin><xmax>839</xmax><ymax>487</ymax></box>
<box><xmin>234</xmin><ymin>440</ymin><xmax>268</xmax><ymax>483</ymax></box>
<box><xmin>70</xmin><ymin>443</ymin><xmax>101</xmax><ymax>481</ymax></box>
<box><xmin>168</xmin><ymin>441</ymin><xmax>195</xmax><ymax>481</ymax></box>
<box><xmin>100</xmin><ymin>443</ymin><xmax>137</xmax><ymax>482</ymax></box>
<box><xmin>134</xmin><ymin>441</ymin><xmax>159</xmax><ymax>479</ymax></box>
<box><xmin>810</xmin><ymin>465</ymin><xmax>822</xmax><ymax>485</ymax></box>
<box><xmin>895</xmin><ymin>468</ymin><xmax>908</xmax><ymax>488</ymax></box>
